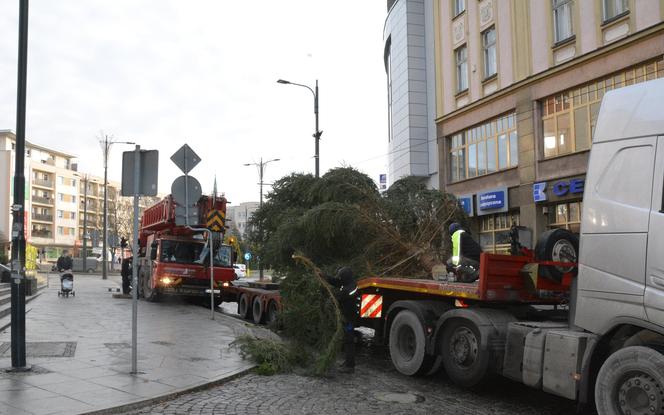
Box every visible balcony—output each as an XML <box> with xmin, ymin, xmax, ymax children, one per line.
<box><xmin>32</xmin><ymin>213</ymin><xmax>53</xmax><ymax>222</ymax></box>
<box><xmin>31</xmin><ymin>229</ymin><xmax>52</xmax><ymax>238</ymax></box>
<box><xmin>39</xmin><ymin>159</ymin><xmax>55</xmax><ymax>166</ymax></box>
<box><xmin>32</xmin><ymin>195</ymin><xmax>54</xmax><ymax>205</ymax></box>
<box><xmin>33</xmin><ymin>179</ymin><xmax>54</xmax><ymax>188</ymax></box>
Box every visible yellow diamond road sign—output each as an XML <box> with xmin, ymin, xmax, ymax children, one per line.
<box><xmin>206</xmin><ymin>210</ymin><xmax>225</xmax><ymax>232</ymax></box>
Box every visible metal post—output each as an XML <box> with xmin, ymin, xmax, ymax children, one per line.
<box><xmin>82</xmin><ymin>175</ymin><xmax>88</xmax><ymax>272</ymax></box>
<box><xmin>209</xmin><ymin>230</ymin><xmax>214</xmax><ymax>319</ymax></box>
<box><xmin>102</xmin><ymin>137</ymin><xmax>109</xmax><ymax>279</ymax></box>
<box><xmin>314</xmin><ymin>79</ymin><xmax>320</xmax><ymax>178</ymax></box>
<box><xmin>258</xmin><ymin>158</ymin><xmax>264</xmax><ymax>281</ymax></box>
<box><xmin>10</xmin><ymin>0</ymin><xmax>29</xmax><ymax>371</ymax></box>
<box><xmin>131</xmin><ymin>145</ymin><xmax>140</xmax><ymax>374</ymax></box>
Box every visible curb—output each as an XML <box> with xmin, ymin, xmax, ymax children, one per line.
<box><xmin>80</xmin><ymin>365</ymin><xmax>256</xmax><ymax>415</ymax></box>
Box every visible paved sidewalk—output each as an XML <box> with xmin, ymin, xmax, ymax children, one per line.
<box><xmin>0</xmin><ymin>274</ymin><xmax>255</xmax><ymax>415</ymax></box>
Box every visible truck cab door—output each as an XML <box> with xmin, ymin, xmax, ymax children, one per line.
<box><xmin>646</xmin><ymin>136</ymin><xmax>664</xmax><ymax>324</ymax></box>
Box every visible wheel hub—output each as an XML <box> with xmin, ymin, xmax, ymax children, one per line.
<box><xmin>551</xmin><ymin>239</ymin><xmax>576</xmax><ymax>273</ymax></box>
<box><xmin>397</xmin><ymin>326</ymin><xmax>416</xmax><ymax>361</ymax></box>
<box><xmin>618</xmin><ymin>373</ymin><xmax>664</xmax><ymax>415</ymax></box>
<box><xmin>449</xmin><ymin>327</ymin><xmax>478</xmax><ymax>367</ymax></box>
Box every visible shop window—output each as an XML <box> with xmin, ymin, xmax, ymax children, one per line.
<box><xmin>553</xmin><ymin>0</ymin><xmax>574</xmax><ymax>43</ymax></box>
<box><xmin>541</xmin><ymin>58</ymin><xmax>664</xmax><ymax>158</ymax></box>
<box><xmin>548</xmin><ymin>202</ymin><xmax>582</xmax><ymax>233</ymax></box>
<box><xmin>479</xmin><ymin>211</ymin><xmax>520</xmax><ymax>254</ymax></box>
<box><xmin>449</xmin><ymin>113</ymin><xmax>517</xmax><ymax>182</ymax></box>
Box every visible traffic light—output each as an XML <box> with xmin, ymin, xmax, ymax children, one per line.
<box><xmin>120</xmin><ymin>237</ymin><xmax>128</xmax><ymax>248</ymax></box>
<box><xmin>229</xmin><ymin>236</ymin><xmax>236</xmax><ymax>245</ymax></box>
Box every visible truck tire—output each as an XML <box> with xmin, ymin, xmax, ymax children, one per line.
<box><xmin>266</xmin><ymin>300</ymin><xmax>279</xmax><ymax>325</ymax></box>
<box><xmin>252</xmin><ymin>296</ymin><xmax>264</xmax><ymax>324</ymax></box>
<box><xmin>595</xmin><ymin>346</ymin><xmax>664</xmax><ymax>415</ymax></box>
<box><xmin>440</xmin><ymin>318</ymin><xmax>490</xmax><ymax>388</ymax></box>
<box><xmin>238</xmin><ymin>294</ymin><xmax>252</xmax><ymax>320</ymax></box>
<box><xmin>389</xmin><ymin>310</ymin><xmax>434</xmax><ymax>376</ymax></box>
<box><xmin>535</xmin><ymin>228</ymin><xmax>579</xmax><ymax>282</ymax></box>
<box><xmin>142</xmin><ymin>269</ymin><xmax>159</xmax><ymax>302</ymax></box>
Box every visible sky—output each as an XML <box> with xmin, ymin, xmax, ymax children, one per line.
<box><xmin>0</xmin><ymin>0</ymin><xmax>389</xmax><ymax>205</ymax></box>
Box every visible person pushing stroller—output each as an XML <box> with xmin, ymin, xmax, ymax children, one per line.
<box><xmin>56</xmin><ymin>251</ymin><xmax>75</xmax><ymax>297</ymax></box>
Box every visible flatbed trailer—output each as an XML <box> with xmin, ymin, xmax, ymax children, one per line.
<box><xmin>222</xmin><ymin>280</ymin><xmax>282</xmax><ymax>325</ymax></box>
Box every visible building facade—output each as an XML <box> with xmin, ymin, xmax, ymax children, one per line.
<box><xmin>384</xmin><ymin>0</ymin><xmax>440</xmax><ymax>189</ymax></box>
<box><xmin>0</xmin><ymin>130</ymin><xmax>121</xmax><ymax>260</ymax></box>
<box><xmin>226</xmin><ymin>202</ymin><xmax>260</xmax><ymax>238</ymax></box>
<box><xmin>425</xmin><ymin>0</ymin><xmax>664</xmax><ymax>253</ymax></box>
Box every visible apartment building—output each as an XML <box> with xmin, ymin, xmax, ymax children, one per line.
<box><xmin>0</xmin><ymin>130</ymin><xmax>121</xmax><ymax>259</ymax></box>
<box><xmin>386</xmin><ymin>0</ymin><xmax>664</xmax><ymax>253</ymax></box>
<box><xmin>226</xmin><ymin>202</ymin><xmax>260</xmax><ymax>237</ymax></box>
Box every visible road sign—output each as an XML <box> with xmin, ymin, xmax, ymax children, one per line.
<box><xmin>121</xmin><ymin>150</ymin><xmax>159</xmax><ymax>196</ymax></box>
<box><xmin>206</xmin><ymin>209</ymin><xmax>225</xmax><ymax>232</ymax></box>
<box><xmin>171</xmin><ymin>175</ymin><xmax>202</xmax><ymax>207</ymax></box>
<box><xmin>174</xmin><ymin>206</ymin><xmax>199</xmax><ymax>226</ymax></box>
<box><xmin>170</xmin><ymin>144</ymin><xmax>201</xmax><ymax>174</ymax></box>
<box><xmin>244</xmin><ymin>252</ymin><xmax>252</xmax><ymax>261</ymax></box>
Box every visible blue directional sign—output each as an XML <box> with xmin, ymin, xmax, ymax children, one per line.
<box><xmin>244</xmin><ymin>252</ymin><xmax>252</xmax><ymax>261</ymax></box>
<box><xmin>458</xmin><ymin>195</ymin><xmax>474</xmax><ymax>217</ymax></box>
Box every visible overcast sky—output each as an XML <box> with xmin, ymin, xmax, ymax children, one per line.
<box><xmin>0</xmin><ymin>1</ymin><xmax>388</xmax><ymax>205</ymax></box>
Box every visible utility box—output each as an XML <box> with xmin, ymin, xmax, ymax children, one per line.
<box><xmin>543</xmin><ymin>330</ymin><xmax>596</xmax><ymax>400</ymax></box>
<box><xmin>25</xmin><ymin>277</ymin><xmax>37</xmax><ymax>296</ymax></box>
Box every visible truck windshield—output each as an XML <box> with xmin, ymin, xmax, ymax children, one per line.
<box><xmin>160</xmin><ymin>240</ymin><xmax>205</xmax><ymax>264</ymax></box>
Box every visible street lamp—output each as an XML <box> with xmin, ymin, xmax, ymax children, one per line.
<box><xmin>100</xmin><ymin>136</ymin><xmax>135</xmax><ymax>280</ymax></box>
<box><xmin>277</xmin><ymin>79</ymin><xmax>322</xmax><ymax>178</ymax></box>
<box><xmin>244</xmin><ymin>157</ymin><xmax>280</xmax><ymax>281</ymax></box>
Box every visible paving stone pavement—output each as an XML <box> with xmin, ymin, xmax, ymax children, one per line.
<box><xmin>0</xmin><ymin>273</ymin><xmax>260</xmax><ymax>415</ymax></box>
<box><xmin>120</xmin><ymin>344</ymin><xmax>580</xmax><ymax>415</ymax></box>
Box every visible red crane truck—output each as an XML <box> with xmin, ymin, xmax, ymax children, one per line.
<box><xmin>136</xmin><ymin>194</ymin><xmax>236</xmax><ymax>306</ymax></box>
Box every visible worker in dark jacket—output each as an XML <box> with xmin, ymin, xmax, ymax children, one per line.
<box><xmin>448</xmin><ymin>222</ymin><xmax>482</xmax><ymax>282</ymax></box>
<box><xmin>326</xmin><ymin>266</ymin><xmax>360</xmax><ymax>373</ymax></box>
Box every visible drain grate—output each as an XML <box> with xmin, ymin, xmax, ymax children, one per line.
<box><xmin>0</xmin><ymin>342</ymin><xmax>77</xmax><ymax>358</ymax></box>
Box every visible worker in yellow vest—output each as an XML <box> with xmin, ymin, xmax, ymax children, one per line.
<box><xmin>447</xmin><ymin>223</ymin><xmax>482</xmax><ymax>282</ymax></box>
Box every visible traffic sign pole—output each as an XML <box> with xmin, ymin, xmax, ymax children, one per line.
<box><xmin>131</xmin><ymin>145</ymin><xmax>140</xmax><ymax>374</ymax></box>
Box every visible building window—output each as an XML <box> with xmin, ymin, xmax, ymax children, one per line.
<box><xmin>542</xmin><ymin>58</ymin><xmax>664</xmax><ymax>158</ymax></box>
<box><xmin>479</xmin><ymin>211</ymin><xmax>520</xmax><ymax>254</ymax></box>
<box><xmin>449</xmin><ymin>113</ymin><xmax>517</xmax><ymax>182</ymax></box>
<box><xmin>58</xmin><ymin>193</ymin><xmax>64</xmax><ymax>201</ymax></box>
<box><xmin>57</xmin><ymin>210</ymin><xmax>63</xmax><ymax>218</ymax></box>
<box><xmin>453</xmin><ymin>0</ymin><xmax>465</xmax><ymax>17</ymax></box>
<box><xmin>482</xmin><ymin>27</ymin><xmax>497</xmax><ymax>79</ymax></box>
<box><xmin>455</xmin><ymin>45</ymin><xmax>468</xmax><ymax>92</ymax></box>
<box><xmin>553</xmin><ymin>0</ymin><xmax>574</xmax><ymax>43</ymax></box>
<box><xmin>602</xmin><ymin>0</ymin><xmax>628</xmax><ymax>22</ymax></box>
<box><xmin>386</xmin><ymin>42</ymin><xmax>393</xmax><ymax>143</ymax></box>
<box><xmin>57</xmin><ymin>226</ymin><xmax>64</xmax><ymax>235</ymax></box>
<box><xmin>548</xmin><ymin>202</ymin><xmax>582</xmax><ymax>233</ymax></box>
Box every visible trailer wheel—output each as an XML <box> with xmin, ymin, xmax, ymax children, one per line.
<box><xmin>266</xmin><ymin>300</ymin><xmax>279</xmax><ymax>326</ymax></box>
<box><xmin>238</xmin><ymin>294</ymin><xmax>252</xmax><ymax>320</ymax></box>
<box><xmin>388</xmin><ymin>310</ymin><xmax>433</xmax><ymax>376</ymax></box>
<box><xmin>440</xmin><ymin>318</ymin><xmax>490</xmax><ymax>387</ymax></box>
<box><xmin>142</xmin><ymin>270</ymin><xmax>159</xmax><ymax>302</ymax></box>
<box><xmin>595</xmin><ymin>346</ymin><xmax>664</xmax><ymax>415</ymax></box>
<box><xmin>535</xmin><ymin>228</ymin><xmax>579</xmax><ymax>282</ymax></box>
<box><xmin>252</xmin><ymin>297</ymin><xmax>264</xmax><ymax>324</ymax></box>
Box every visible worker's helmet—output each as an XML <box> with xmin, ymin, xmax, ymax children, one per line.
<box><xmin>449</xmin><ymin>222</ymin><xmax>462</xmax><ymax>234</ymax></box>
<box><xmin>336</xmin><ymin>267</ymin><xmax>354</xmax><ymax>285</ymax></box>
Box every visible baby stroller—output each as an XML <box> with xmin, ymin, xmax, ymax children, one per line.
<box><xmin>58</xmin><ymin>270</ymin><xmax>75</xmax><ymax>297</ymax></box>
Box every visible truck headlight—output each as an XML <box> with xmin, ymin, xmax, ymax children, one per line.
<box><xmin>161</xmin><ymin>277</ymin><xmax>172</xmax><ymax>285</ymax></box>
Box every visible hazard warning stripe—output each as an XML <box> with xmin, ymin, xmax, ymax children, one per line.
<box><xmin>361</xmin><ymin>294</ymin><xmax>382</xmax><ymax>318</ymax></box>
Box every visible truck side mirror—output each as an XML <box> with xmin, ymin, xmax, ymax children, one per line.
<box><xmin>150</xmin><ymin>242</ymin><xmax>158</xmax><ymax>261</ymax></box>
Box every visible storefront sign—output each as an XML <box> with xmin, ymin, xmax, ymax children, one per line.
<box><xmin>476</xmin><ymin>187</ymin><xmax>508</xmax><ymax>216</ymax></box>
<box><xmin>533</xmin><ymin>178</ymin><xmax>585</xmax><ymax>202</ymax></box>
<box><xmin>457</xmin><ymin>195</ymin><xmax>474</xmax><ymax>217</ymax></box>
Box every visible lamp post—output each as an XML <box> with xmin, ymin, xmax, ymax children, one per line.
<box><xmin>244</xmin><ymin>158</ymin><xmax>280</xmax><ymax>281</ymax></box>
<box><xmin>277</xmin><ymin>79</ymin><xmax>322</xmax><ymax>178</ymax></box>
<box><xmin>100</xmin><ymin>136</ymin><xmax>134</xmax><ymax>279</ymax></box>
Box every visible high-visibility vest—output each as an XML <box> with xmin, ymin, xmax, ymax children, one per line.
<box><xmin>451</xmin><ymin>230</ymin><xmax>465</xmax><ymax>266</ymax></box>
